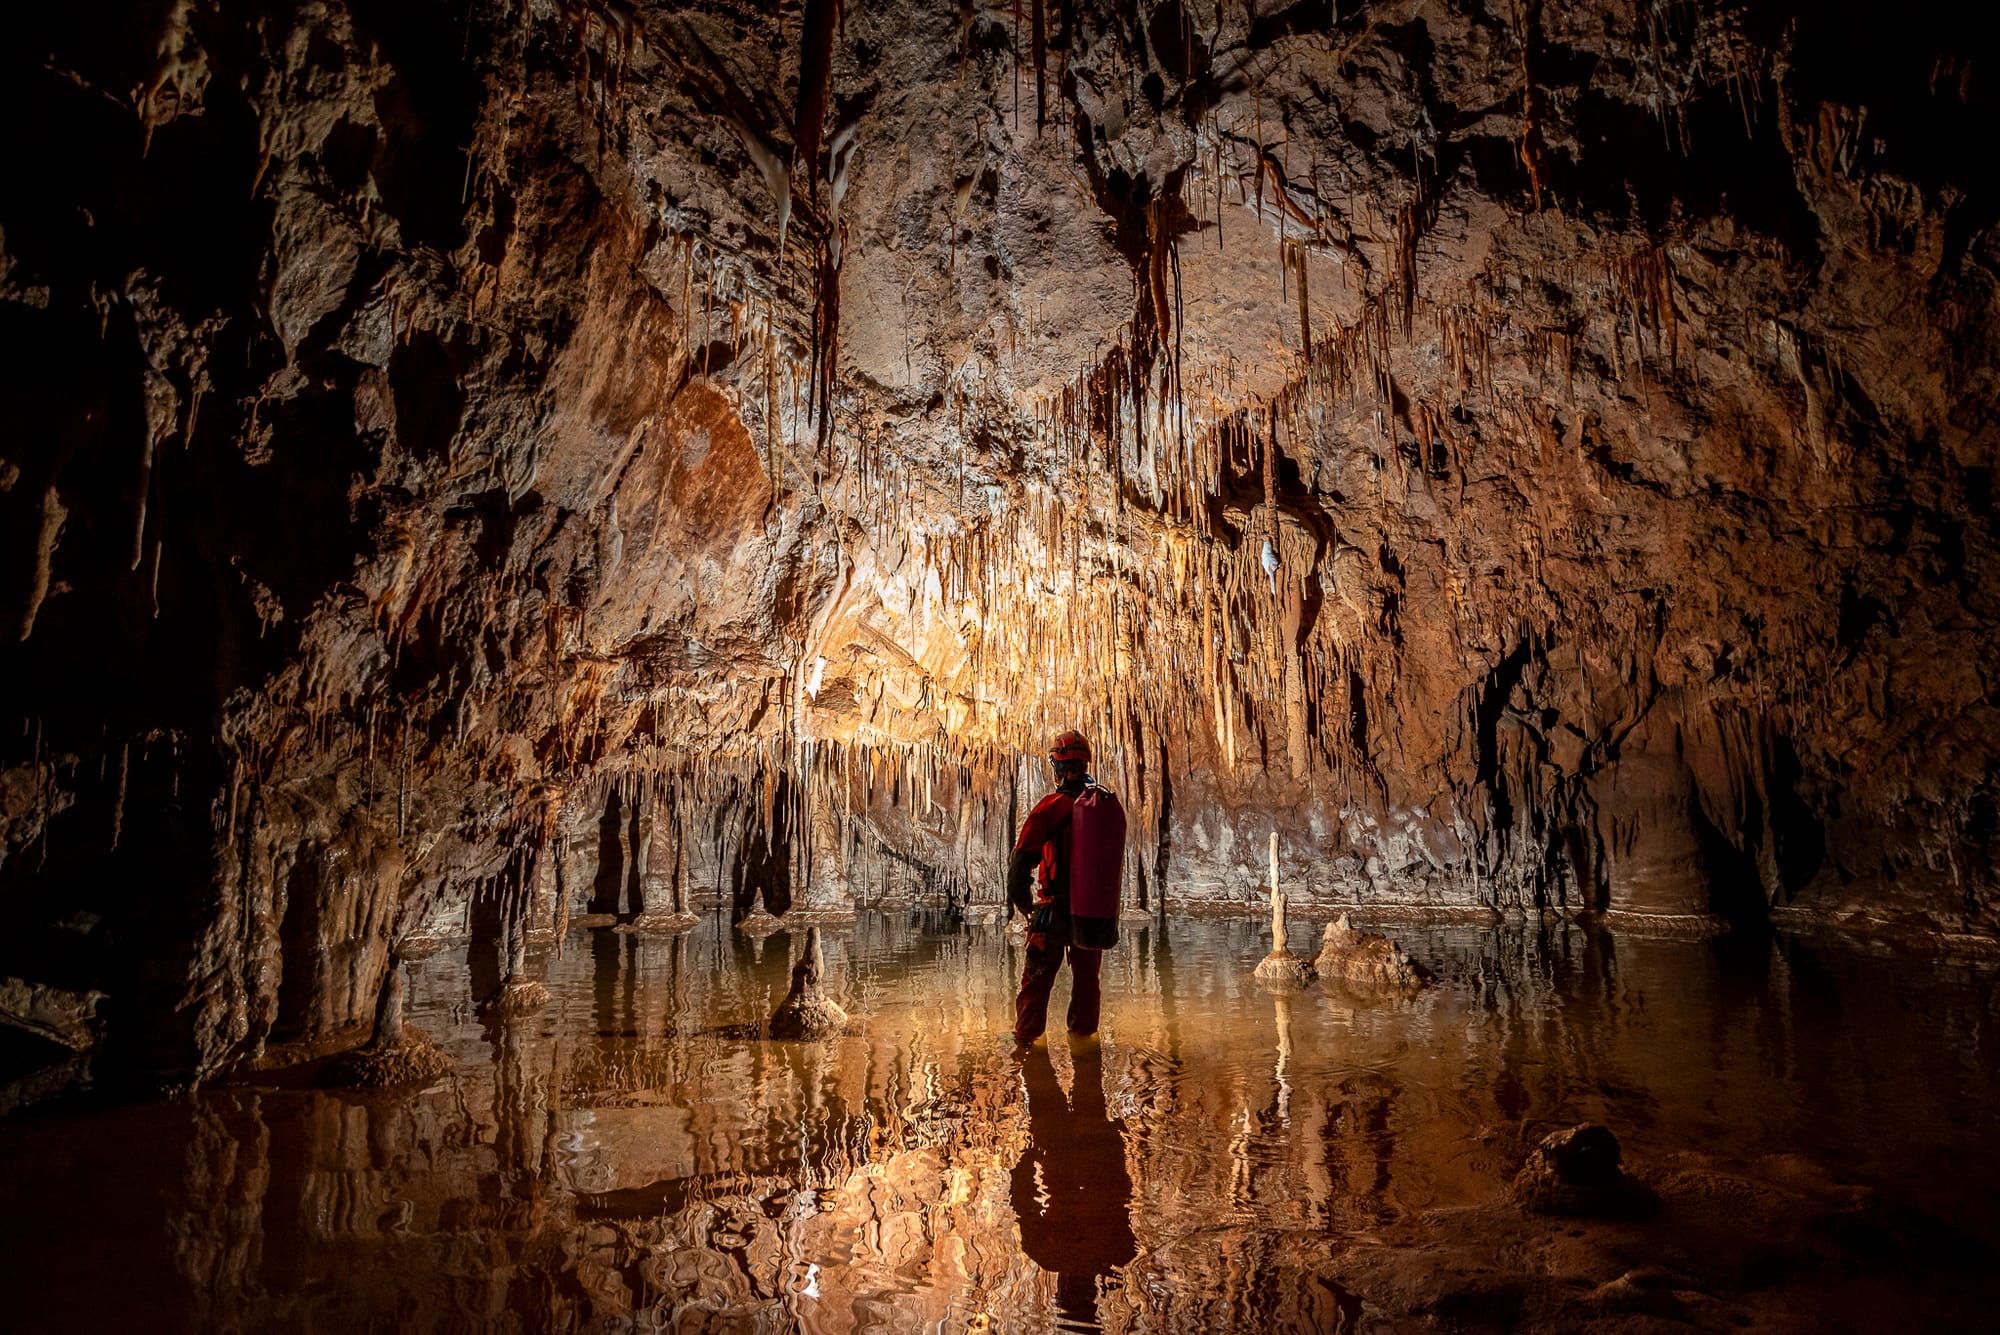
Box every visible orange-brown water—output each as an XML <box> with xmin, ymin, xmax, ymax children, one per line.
<box><xmin>3</xmin><ymin>914</ymin><xmax>1996</xmax><ymax>1331</ymax></box>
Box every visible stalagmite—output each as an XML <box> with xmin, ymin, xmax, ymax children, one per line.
<box><xmin>1253</xmin><ymin>833</ymin><xmax>1313</xmax><ymax>987</ymax></box>
<box><xmin>482</xmin><ymin>932</ymin><xmax>550</xmax><ymax>1017</ymax></box>
<box><xmin>322</xmin><ymin>958</ymin><xmax>453</xmax><ymax>1088</ymax></box>
<box><xmin>767</xmin><ymin>925</ymin><xmax>848</xmax><ymax>1039</ymax></box>
<box><xmin>737</xmin><ymin>884</ymin><xmax>783</xmax><ymax>935</ymax></box>
<box><xmin>18</xmin><ymin>486</ymin><xmax>66</xmax><ymax>642</ymax></box>
<box><xmin>626</xmin><ymin>789</ymin><xmax>699</xmax><ymax>932</ymax></box>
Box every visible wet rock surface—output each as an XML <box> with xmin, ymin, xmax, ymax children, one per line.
<box><xmin>0</xmin><ymin>977</ymin><xmax>105</xmax><ymax>1052</ymax></box>
<box><xmin>0</xmin><ymin>2</ymin><xmax>1996</xmax><ymax>1087</ymax></box>
<box><xmin>318</xmin><ymin>1032</ymin><xmax>453</xmax><ymax>1089</ymax></box>
<box><xmin>1252</xmin><ymin>951</ymin><xmax>1315</xmax><ymax>988</ymax></box>
<box><xmin>1510</xmin><ymin>1122</ymin><xmax>1660</xmax><ymax>1218</ymax></box>
<box><xmin>1253</xmin><ymin>929</ymin><xmax>1315</xmax><ymax>989</ymax></box>
<box><xmin>478</xmin><ymin>978</ymin><xmax>551</xmax><ymax>1019</ymax></box>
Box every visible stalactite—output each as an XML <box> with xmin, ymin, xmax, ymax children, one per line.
<box><xmin>18</xmin><ymin>485</ymin><xmax>67</xmax><ymax>642</ymax></box>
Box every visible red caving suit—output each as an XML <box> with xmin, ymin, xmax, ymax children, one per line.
<box><xmin>1011</xmin><ymin>787</ymin><xmax>1102</xmax><ymax>1043</ymax></box>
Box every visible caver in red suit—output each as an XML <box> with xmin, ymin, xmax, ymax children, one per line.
<box><xmin>1007</xmin><ymin>729</ymin><xmax>1101</xmax><ymax>1043</ymax></box>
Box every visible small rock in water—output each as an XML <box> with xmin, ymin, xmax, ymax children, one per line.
<box><xmin>768</xmin><ymin>926</ymin><xmax>848</xmax><ymax>1039</ymax></box>
<box><xmin>1510</xmin><ymin>1123</ymin><xmax>1659</xmax><ymax>1218</ymax></box>
<box><xmin>1313</xmin><ymin>914</ymin><xmax>1434</xmax><ymax>991</ymax></box>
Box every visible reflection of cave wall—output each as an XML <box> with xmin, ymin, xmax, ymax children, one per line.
<box><xmin>2</xmin><ymin>1</ymin><xmax>1998</xmax><ymax>1081</ymax></box>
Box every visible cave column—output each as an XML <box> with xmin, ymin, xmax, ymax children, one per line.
<box><xmin>635</xmin><ymin>787</ymin><xmax>663</xmax><ymax>910</ymax></box>
<box><xmin>565</xmin><ymin>824</ymin><xmax>596</xmax><ymax>920</ymax></box>
<box><xmin>526</xmin><ymin>839</ymin><xmax>561</xmax><ymax>944</ymax></box>
<box><xmin>1583</xmin><ymin>707</ymin><xmax>1727</xmax><ymax>926</ymax></box>
<box><xmin>792</xmin><ymin>785</ymin><xmax>851</xmax><ymax>916</ymax></box>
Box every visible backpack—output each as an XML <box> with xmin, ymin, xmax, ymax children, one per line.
<box><xmin>1068</xmin><ymin>782</ymin><xmax>1127</xmax><ymax>950</ymax></box>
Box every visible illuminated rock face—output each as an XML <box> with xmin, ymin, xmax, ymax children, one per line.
<box><xmin>0</xmin><ymin>2</ymin><xmax>1996</xmax><ymax>1075</ymax></box>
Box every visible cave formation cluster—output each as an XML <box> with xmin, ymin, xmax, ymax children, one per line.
<box><xmin>1</xmin><ymin>0</ymin><xmax>1995</xmax><ymax>1081</ymax></box>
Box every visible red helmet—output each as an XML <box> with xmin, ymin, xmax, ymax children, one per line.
<box><xmin>1049</xmin><ymin>729</ymin><xmax>1092</xmax><ymax>764</ymax></box>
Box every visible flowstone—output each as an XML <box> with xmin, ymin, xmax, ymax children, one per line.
<box><xmin>1312</xmin><ymin>915</ymin><xmax>1434</xmax><ymax>992</ymax></box>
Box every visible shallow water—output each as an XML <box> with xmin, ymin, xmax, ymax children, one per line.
<box><xmin>3</xmin><ymin>914</ymin><xmax>1997</xmax><ymax>1332</ymax></box>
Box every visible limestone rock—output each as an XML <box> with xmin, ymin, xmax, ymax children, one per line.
<box><xmin>0</xmin><ymin>977</ymin><xmax>106</xmax><ymax>1051</ymax></box>
<box><xmin>5</xmin><ymin>0</ymin><xmax>1999</xmax><ymax>1083</ymax></box>
<box><xmin>1510</xmin><ymin>1124</ymin><xmax>1659</xmax><ymax>1219</ymax></box>
<box><xmin>1313</xmin><ymin>916</ymin><xmax>1433</xmax><ymax>992</ymax></box>
<box><xmin>768</xmin><ymin>927</ymin><xmax>847</xmax><ymax>1040</ymax></box>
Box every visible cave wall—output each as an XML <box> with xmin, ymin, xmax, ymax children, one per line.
<box><xmin>2</xmin><ymin>0</ymin><xmax>1996</xmax><ymax>1081</ymax></box>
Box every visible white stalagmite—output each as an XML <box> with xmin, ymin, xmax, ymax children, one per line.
<box><xmin>1254</xmin><ymin>831</ymin><xmax>1315</xmax><ymax>987</ymax></box>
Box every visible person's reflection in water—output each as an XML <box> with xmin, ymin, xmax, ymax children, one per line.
<box><xmin>1011</xmin><ymin>1038</ymin><xmax>1139</xmax><ymax>1329</ymax></box>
